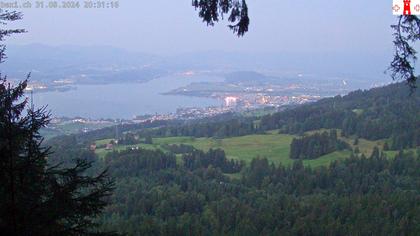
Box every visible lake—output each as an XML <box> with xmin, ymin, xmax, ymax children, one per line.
<box><xmin>33</xmin><ymin>74</ymin><xmax>224</xmax><ymax>119</ymax></box>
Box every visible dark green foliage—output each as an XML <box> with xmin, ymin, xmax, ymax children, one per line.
<box><xmin>93</xmin><ymin>147</ymin><xmax>420</xmax><ymax>235</ymax></box>
<box><xmin>389</xmin><ymin>15</ymin><xmax>420</xmax><ymax>89</ymax></box>
<box><xmin>260</xmin><ymin>83</ymin><xmax>420</xmax><ymax>149</ymax></box>
<box><xmin>0</xmin><ymin>80</ymin><xmax>114</xmax><ymax>235</ymax></box>
<box><xmin>162</xmin><ymin>143</ymin><xmax>196</xmax><ymax>154</ymax></box>
<box><xmin>117</xmin><ymin>132</ymin><xmax>139</xmax><ymax>145</ymax></box>
<box><xmin>0</xmin><ymin>9</ymin><xmax>25</xmax><ymax>63</ymax></box>
<box><xmin>144</xmin><ymin>134</ymin><xmax>153</xmax><ymax>144</ymax></box>
<box><xmin>290</xmin><ymin>130</ymin><xmax>349</xmax><ymax>160</ymax></box>
<box><xmin>127</xmin><ymin>83</ymin><xmax>418</xmax><ymax>150</ymax></box>
<box><xmin>104</xmin><ymin>149</ymin><xmax>177</xmax><ymax>176</ymax></box>
<box><xmin>43</xmin><ymin>159</ymin><xmax>115</xmax><ymax>236</ymax></box>
<box><xmin>46</xmin><ymin>82</ymin><xmax>420</xmax><ymax>235</ymax></box>
<box><xmin>46</xmin><ymin>120</ymin><xmax>171</xmax><ymax>147</ymax></box>
<box><xmin>144</xmin><ymin>118</ymin><xmax>257</xmax><ymax>138</ymax></box>
<box><xmin>370</xmin><ymin>146</ymin><xmax>380</xmax><ymax>159</ymax></box>
<box><xmin>383</xmin><ymin>141</ymin><xmax>390</xmax><ymax>151</ymax></box>
<box><xmin>0</xmin><ymin>12</ymin><xmax>114</xmax><ymax>235</ymax></box>
<box><xmin>183</xmin><ymin>148</ymin><xmax>243</xmax><ymax>173</ymax></box>
<box><xmin>353</xmin><ymin>137</ymin><xmax>359</xmax><ymax>145</ymax></box>
<box><xmin>47</xmin><ymin>113</ymin><xmax>249</xmax><ymax>147</ymax></box>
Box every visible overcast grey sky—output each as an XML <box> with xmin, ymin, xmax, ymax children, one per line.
<box><xmin>6</xmin><ymin>0</ymin><xmax>396</xmax><ymax>55</ymax></box>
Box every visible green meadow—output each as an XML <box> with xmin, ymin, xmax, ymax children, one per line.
<box><xmin>95</xmin><ymin>132</ymin><xmax>296</xmax><ymax>164</ymax></box>
<box><xmin>94</xmin><ymin>129</ymin><xmax>410</xmax><ymax>167</ymax></box>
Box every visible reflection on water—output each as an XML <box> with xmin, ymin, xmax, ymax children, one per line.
<box><xmin>33</xmin><ymin>75</ymin><xmax>223</xmax><ymax>119</ymax></box>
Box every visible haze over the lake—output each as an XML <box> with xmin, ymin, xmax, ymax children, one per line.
<box><xmin>33</xmin><ymin>74</ymin><xmax>224</xmax><ymax>119</ymax></box>
<box><xmin>1</xmin><ymin>1</ymin><xmax>406</xmax><ymax>119</ymax></box>
<box><xmin>7</xmin><ymin>1</ymin><xmax>395</xmax><ymax>55</ymax></box>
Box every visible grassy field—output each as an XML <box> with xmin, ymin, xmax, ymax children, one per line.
<box><xmin>95</xmin><ymin>143</ymin><xmax>158</xmax><ymax>158</ymax></box>
<box><xmin>41</xmin><ymin>122</ymin><xmax>115</xmax><ymax>140</ymax></box>
<box><xmin>95</xmin><ymin>133</ymin><xmax>295</xmax><ymax>165</ymax></box>
<box><xmin>340</xmin><ymin>136</ymin><xmax>385</xmax><ymax>155</ymax></box>
<box><xmin>95</xmin><ymin>132</ymin><xmax>355</xmax><ymax>167</ymax></box>
<box><xmin>305</xmin><ymin>129</ymin><xmax>389</xmax><ymax>156</ymax></box>
<box><xmin>165</xmin><ymin>133</ymin><xmax>295</xmax><ymax>166</ymax></box>
<box><xmin>94</xmin><ymin>129</ymin><xmax>414</xmax><ymax>167</ymax></box>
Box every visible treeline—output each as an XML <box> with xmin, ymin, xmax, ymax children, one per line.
<box><xmin>95</xmin><ymin>148</ymin><xmax>420</xmax><ymax>235</ymax></box>
<box><xmin>117</xmin><ymin>132</ymin><xmax>153</xmax><ymax>145</ymax></box>
<box><xmin>46</xmin><ymin>120</ymin><xmax>169</xmax><ymax>145</ymax></box>
<box><xmin>45</xmin><ymin>112</ymin><xmax>243</xmax><ymax>146</ymax></box>
<box><xmin>290</xmin><ymin>130</ymin><xmax>349</xmax><ymax>159</ymax></box>
<box><xmin>49</xmin><ymin>83</ymin><xmax>419</xmax><ymax>153</ymax></box>
<box><xmin>116</xmin><ymin>118</ymin><xmax>257</xmax><ymax>145</ymax></box>
<box><xmin>46</xmin><ymin>128</ymin><xmax>420</xmax><ymax>235</ymax></box>
<box><xmin>162</xmin><ymin>144</ymin><xmax>196</xmax><ymax>154</ymax></box>
<box><xmin>134</xmin><ymin>83</ymin><xmax>419</xmax><ymax>150</ymax></box>
<box><xmin>104</xmin><ymin>149</ymin><xmax>177</xmax><ymax>176</ymax></box>
<box><xmin>102</xmin><ymin>147</ymin><xmax>242</xmax><ymax>176</ymax></box>
<box><xmin>140</xmin><ymin>118</ymin><xmax>258</xmax><ymax>139</ymax></box>
<box><xmin>183</xmin><ymin>148</ymin><xmax>243</xmax><ymax>173</ymax></box>
<box><xmin>260</xmin><ymin>83</ymin><xmax>420</xmax><ymax>149</ymax></box>
<box><xmin>44</xmin><ymin>83</ymin><xmax>420</xmax><ymax>235</ymax></box>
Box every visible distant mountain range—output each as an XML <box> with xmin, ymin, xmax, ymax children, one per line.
<box><xmin>224</xmin><ymin>71</ymin><xmax>303</xmax><ymax>86</ymax></box>
<box><xmin>2</xmin><ymin>44</ymin><xmax>166</xmax><ymax>84</ymax></box>
<box><xmin>0</xmin><ymin>44</ymin><xmax>392</xmax><ymax>87</ymax></box>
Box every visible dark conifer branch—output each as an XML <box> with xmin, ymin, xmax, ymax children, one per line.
<box><xmin>389</xmin><ymin>15</ymin><xmax>420</xmax><ymax>89</ymax></box>
<box><xmin>192</xmin><ymin>0</ymin><xmax>249</xmax><ymax>37</ymax></box>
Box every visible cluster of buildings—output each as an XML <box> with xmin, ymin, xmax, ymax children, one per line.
<box><xmin>133</xmin><ymin>106</ymin><xmax>233</xmax><ymax>123</ymax></box>
<box><xmin>48</xmin><ymin>117</ymin><xmax>116</xmax><ymax>134</ymax></box>
<box><xmin>48</xmin><ymin>92</ymin><xmax>322</xmax><ymax>136</ymax></box>
<box><xmin>222</xmin><ymin>94</ymin><xmax>321</xmax><ymax>109</ymax></box>
<box><xmin>24</xmin><ymin>83</ymin><xmax>48</xmax><ymax>92</ymax></box>
<box><xmin>132</xmin><ymin>94</ymin><xmax>321</xmax><ymax>124</ymax></box>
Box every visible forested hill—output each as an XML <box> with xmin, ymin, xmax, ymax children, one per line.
<box><xmin>260</xmin><ymin>83</ymin><xmax>419</xmax><ymax>149</ymax></box>
<box><xmin>52</xmin><ymin>82</ymin><xmax>420</xmax><ymax>151</ymax></box>
<box><xmin>124</xmin><ymin>82</ymin><xmax>419</xmax><ymax>151</ymax></box>
<box><xmin>45</xmin><ymin>83</ymin><xmax>420</xmax><ymax>235</ymax></box>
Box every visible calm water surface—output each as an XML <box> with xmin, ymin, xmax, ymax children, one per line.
<box><xmin>33</xmin><ymin>75</ymin><xmax>223</xmax><ymax>119</ymax></box>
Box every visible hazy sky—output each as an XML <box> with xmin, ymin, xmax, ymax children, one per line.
<box><xmin>6</xmin><ymin>0</ymin><xmax>396</xmax><ymax>55</ymax></box>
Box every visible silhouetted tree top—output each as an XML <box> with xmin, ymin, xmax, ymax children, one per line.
<box><xmin>192</xmin><ymin>0</ymin><xmax>249</xmax><ymax>36</ymax></box>
<box><xmin>0</xmin><ymin>10</ymin><xmax>25</xmax><ymax>63</ymax></box>
<box><xmin>192</xmin><ymin>2</ymin><xmax>418</xmax><ymax>89</ymax></box>
<box><xmin>390</xmin><ymin>15</ymin><xmax>420</xmax><ymax>89</ymax></box>
<box><xmin>0</xmin><ymin>9</ymin><xmax>115</xmax><ymax>236</ymax></box>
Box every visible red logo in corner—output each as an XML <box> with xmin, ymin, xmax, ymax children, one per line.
<box><xmin>393</xmin><ymin>0</ymin><xmax>420</xmax><ymax>15</ymax></box>
<box><xmin>404</xmin><ymin>0</ymin><xmax>411</xmax><ymax>15</ymax></box>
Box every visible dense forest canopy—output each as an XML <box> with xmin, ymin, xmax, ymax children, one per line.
<box><xmin>71</xmin><ymin>83</ymin><xmax>418</xmax><ymax>152</ymax></box>
<box><xmin>289</xmin><ymin>130</ymin><xmax>349</xmax><ymax>160</ymax></box>
<box><xmin>0</xmin><ymin>2</ymin><xmax>419</xmax><ymax>235</ymax></box>
<box><xmin>46</xmin><ymin>82</ymin><xmax>420</xmax><ymax>235</ymax></box>
<box><xmin>51</xmin><ymin>138</ymin><xmax>420</xmax><ymax>235</ymax></box>
<box><xmin>259</xmin><ymin>83</ymin><xmax>420</xmax><ymax>148</ymax></box>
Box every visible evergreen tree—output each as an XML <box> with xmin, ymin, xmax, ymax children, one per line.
<box><xmin>0</xmin><ymin>10</ymin><xmax>25</xmax><ymax>62</ymax></box>
<box><xmin>0</xmin><ymin>11</ymin><xmax>115</xmax><ymax>235</ymax></box>
<box><xmin>383</xmin><ymin>142</ymin><xmax>389</xmax><ymax>151</ymax></box>
<box><xmin>370</xmin><ymin>146</ymin><xmax>380</xmax><ymax>159</ymax></box>
<box><xmin>0</xmin><ymin>79</ymin><xmax>115</xmax><ymax>236</ymax></box>
<box><xmin>353</xmin><ymin>137</ymin><xmax>359</xmax><ymax>145</ymax></box>
<box><xmin>192</xmin><ymin>0</ymin><xmax>249</xmax><ymax>36</ymax></box>
<box><xmin>144</xmin><ymin>134</ymin><xmax>153</xmax><ymax>144</ymax></box>
<box><xmin>192</xmin><ymin>1</ymin><xmax>419</xmax><ymax>87</ymax></box>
